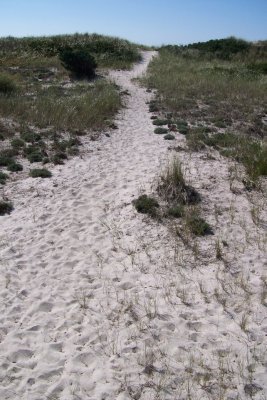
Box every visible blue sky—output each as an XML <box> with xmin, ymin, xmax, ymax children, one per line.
<box><xmin>1</xmin><ymin>0</ymin><xmax>267</xmax><ymax>45</ymax></box>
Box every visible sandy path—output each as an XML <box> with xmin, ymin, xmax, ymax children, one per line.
<box><xmin>0</xmin><ymin>51</ymin><xmax>172</xmax><ymax>399</ymax></box>
<box><xmin>0</xmin><ymin>51</ymin><xmax>266</xmax><ymax>400</ymax></box>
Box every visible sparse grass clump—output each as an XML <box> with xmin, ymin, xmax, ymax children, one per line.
<box><xmin>167</xmin><ymin>204</ymin><xmax>184</xmax><ymax>218</ymax></box>
<box><xmin>158</xmin><ymin>158</ymin><xmax>201</xmax><ymax>205</ymax></box>
<box><xmin>29</xmin><ymin>168</ymin><xmax>52</xmax><ymax>178</ymax></box>
<box><xmin>0</xmin><ymin>201</ymin><xmax>13</xmax><ymax>215</ymax></box>
<box><xmin>164</xmin><ymin>133</ymin><xmax>175</xmax><ymax>140</ymax></box>
<box><xmin>133</xmin><ymin>194</ymin><xmax>159</xmax><ymax>217</ymax></box>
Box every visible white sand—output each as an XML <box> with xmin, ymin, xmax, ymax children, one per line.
<box><xmin>0</xmin><ymin>51</ymin><xmax>266</xmax><ymax>399</ymax></box>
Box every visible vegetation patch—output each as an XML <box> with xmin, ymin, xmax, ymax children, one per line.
<box><xmin>0</xmin><ymin>201</ymin><xmax>13</xmax><ymax>216</ymax></box>
<box><xmin>154</xmin><ymin>127</ymin><xmax>168</xmax><ymax>135</ymax></box>
<box><xmin>29</xmin><ymin>168</ymin><xmax>52</xmax><ymax>178</ymax></box>
<box><xmin>0</xmin><ymin>171</ymin><xmax>9</xmax><ymax>184</ymax></box>
<box><xmin>152</xmin><ymin>119</ymin><xmax>169</xmax><ymax>126</ymax></box>
<box><xmin>7</xmin><ymin>162</ymin><xmax>23</xmax><ymax>172</ymax></box>
<box><xmin>185</xmin><ymin>211</ymin><xmax>213</xmax><ymax>236</ymax></box>
<box><xmin>133</xmin><ymin>194</ymin><xmax>159</xmax><ymax>217</ymax></box>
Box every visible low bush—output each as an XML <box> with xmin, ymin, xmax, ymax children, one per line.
<box><xmin>164</xmin><ymin>134</ymin><xmax>175</xmax><ymax>140</ymax></box>
<box><xmin>11</xmin><ymin>138</ymin><xmax>25</xmax><ymax>149</ymax></box>
<box><xmin>153</xmin><ymin>119</ymin><xmax>169</xmax><ymax>126</ymax></box>
<box><xmin>0</xmin><ymin>155</ymin><xmax>14</xmax><ymax>167</ymax></box>
<box><xmin>0</xmin><ymin>74</ymin><xmax>17</xmax><ymax>94</ymax></box>
<box><xmin>0</xmin><ymin>171</ymin><xmax>9</xmax><ymax>184</ymax></box>
<box><xmin>0</xmin><ymin>201</ymin><xmax>13</xmax><ymax>215</ymax></box>
<box><xmin>29</xmin><ymin>168</ymin><xmax>52</xmax><ymax>178</ymax></box>
<box><xmin>185</xmin><ymin>212</ymin><xmax>213</xmax><ymax>236</ymax></box>
<box><xmin>154</xmin><ymin>127</ymin><xmax>168</xmax><ymax>134</ymax></box>
<box><xmin>59</xmin><ymin>47</ymin><xmax>97</xmax><ymax>79</ymax></box>
<box><xmin>133</xmin><ymin>194</ymin><xmax>159</xmax><ymax>217</ymax></box>
<box><xmin>7</xmin><ymin>162</ymin><xmax>23</xmax><ymax>172</ymax></box>
<box><xmin>27</xmin><ymin>152</ymin><xmax>43</xmax><ymax>163</ymax></box>
<box><xmin>21</xmin><ymin>132</ymin><xmax>42</xmax><ymax>143</ymax></box>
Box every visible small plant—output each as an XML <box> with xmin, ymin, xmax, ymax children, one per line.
<box><xmin>59</xmin><ymin>47</ymin><xmax>97</xmax><ymax>79</ymax></box>
<box><xmin>21</xmin><ymin>132</ymin><xmax>42</xmax><ymax>143</ymax></box>
<box><xmin>11</xmin><ymin>138</ymin><xmax>25</xmax><ymax>149</ymax></box>
<box><xmin>52</xmin><ymin>152</ymin><xmax>67</xmax><ymax>165</ymax></box>
<box><xmin>7</xmin><ymin>162</ymin><xmax>23</xmax><ymax>172</ymax></box>
<box><xmin>152</xmin><ymin>119</ymin><xmax>169</xmax><ymax>126</ymax></box>
<box><xmin>167</xmin><ymin>204</ymin><xmax>184</xmax><ymax>218</ymax></box>
<box><xmin>29</xmin><ymin>168</ymin><xmax>52</xmax><ymax>178</ymax></box>
<box><xmin>0</xmin><ymin>171</ymin><xmax>9</xmax><ymax>185</ymax></box>
<box><xmin>0</xmin><ymin>201</ymin><xmax>13</xmax><ymax>216</ymax></box>
<box><xmin>158</xmin><ymin>158</ymin><xmax>201</xmax><ymax>204</ymax></box>
<box><xmin>185</xmin><ymin>211</ymin><xmax>213</xmax><ymax>236</ymax></box>
<box><xmin>0</xmin><ymin>155</ymin><xmax>14</xmax><ymax>167</ymax></box>
<box><xmin>27</xmin><ymin>152</ymin><xmax>43</xmax><ymax>163</ymax></box>
<box><xmin>164</xmin><ymin>133</ymin><xmax>175</xmax><ymax>140</ymax></box>
<box><xmin>154</xmin><ymin>127</ymin><xmax>168</xmax><ymax>134</ymax></box>
<box><xmin>0</xmin><ymin>74</ymin><xmax>17</xmax><ymax>94</ymax></box>
<box><xmin>133</xmin><ymin>194</ymin><xmax>159</xmax><ymax>217</ymax></box>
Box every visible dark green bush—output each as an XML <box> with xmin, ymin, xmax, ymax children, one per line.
<box><xmin>27</xmin><ymin>152</ymin><xmax>43</xmax><ymax>163</ymax></box>
<box><xmin>29</xmin><ymin>168</ymin><xmax>52</xmax><ymax>178</ymax></box>
<box><xmin>21</xmin><ymin>132</ymin><xmax>42</xmax><ymax>143</ymax></box>
<box><xmin>186</xmin><ymin>214</ymin><xmax>213</xmax><ymax>236</ymax></box>
<box><xmin>133</xmin><ymin>194</ymin><xmax>159</xmax><ymax>217</ymax></box>
<box><xmin>0</xmin><ymin>171</ymin><xmax>9</xmax><ymax>184</ymax></box>
<box><xmin>59</xmin><ymin>47</ymin><xmax>97</xmax><ymax>79</ymax></box>
<box><xmin>164</xmin><ymin>134</ymin><xmax>175</xmax><ymax>140</ymax></box>
<box><xmin>11</xmin><ymin>138</ymin><xmax>25</xmax><ymax>149</ymax></box>
<box><xmin>154</xmin><ymin>127</ymin><xmax>168</xmax><ymax>134</ymax></box>
<box><xmin>52</xmin><ymin>152</ymin><xmax>67</xmax><ymax>165</ymax></box>
<box><xmin>0</xmin><ymin>201</ymin><xmax>13</xmax><ymax>216</ymax></box>
<box><xmin>7</xmin><ymin>162</ymin><xmax>23</xmax><ymax>172</ymax></box>
<box><xmin>0</xmin><ymin>74</ymin><xmax>17</xmax><ymax>94</ymax></box>
<box><xmin>153</xmin><ymin>119</ymin><xmax>169</xmax><ymax>126</ymax></box>
<box><xmin>0</xmin><ymin>155</ymin><xmax>14</xmax><ymax>167</ymax></box>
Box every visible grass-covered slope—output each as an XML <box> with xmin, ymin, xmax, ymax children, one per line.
<box><xmin>145</xmin><ymin>37</ymin><xmax>267</xmax><ymax>182</ymax></box>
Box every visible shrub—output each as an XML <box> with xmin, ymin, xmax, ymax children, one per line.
<box><xmin>27</xmin><ymin>152</ymin><xmax>43</xmax><ymax>163</ymax></box>
<box><xmin>0</xmin><ymin>171</ymin><xmax>9</xmax><ymax>184</ymax></box>
<box><xmin>0</xmin><ymin>201</ymin><xmax>13</xmax><ymax>216</ymax></box>
<box><xmin>164</xmin><ymin>134</ymin><xmax>175</xmax><ymax>140</ymax></box>
<box><xmin>133</xmin><ymin>194</ymin><xmax>159</xmax><ymax>217</ymax></box>
<box><xmin>0</xmin><ymin>74</ymin><xmax>17</xmax><ymax>94</ymax></box>
<box><xmin>7</xmin><ymin>162</ymin><xmax>23</xmax><ymax>172</ymax></box>
<box><xmin>11</xmin><ymin>138</ymin><xmax>25</xmax><ymax>149</ymax></box>
<box><xmin>21</xmin><ymin>132</ymin><xmax>42</xmax><ymax>143</ymax></box>
<box><xmin>0</xmin><ymin>155</ymin><xmax>14</xmax><ymax>167</ymax></box>
<box><xmin>29</xmin><ymin>168</ymin><xmax>52</xmax><ymax>178</ymax></box>
<box><xmin>59</xmin><ymin>47</ymin><xmax>97</xmax><ymax>79</ymax></box>
<box><xmin>52</xmin><ymin>152</ymin><xmax>67</xmax><ymax>165</ymax></box>
<box><xmin>167</xmin><ymin>204</ymin><xmax>184</xmax><ymax>218</ymax></box>
<box><xmin>154</xmin><ymin>127</ymin><xmax>168</xmax><ymax>134</ymax></box>
<box><xmin>186</xmin><ymin>213</ymin><xmax>213</xmax><ymax>236</ymax></box>
<box><xmin>153</xmin><ymin>119</ymin><xmax>169</xmax><ymax>126</ymax></box>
